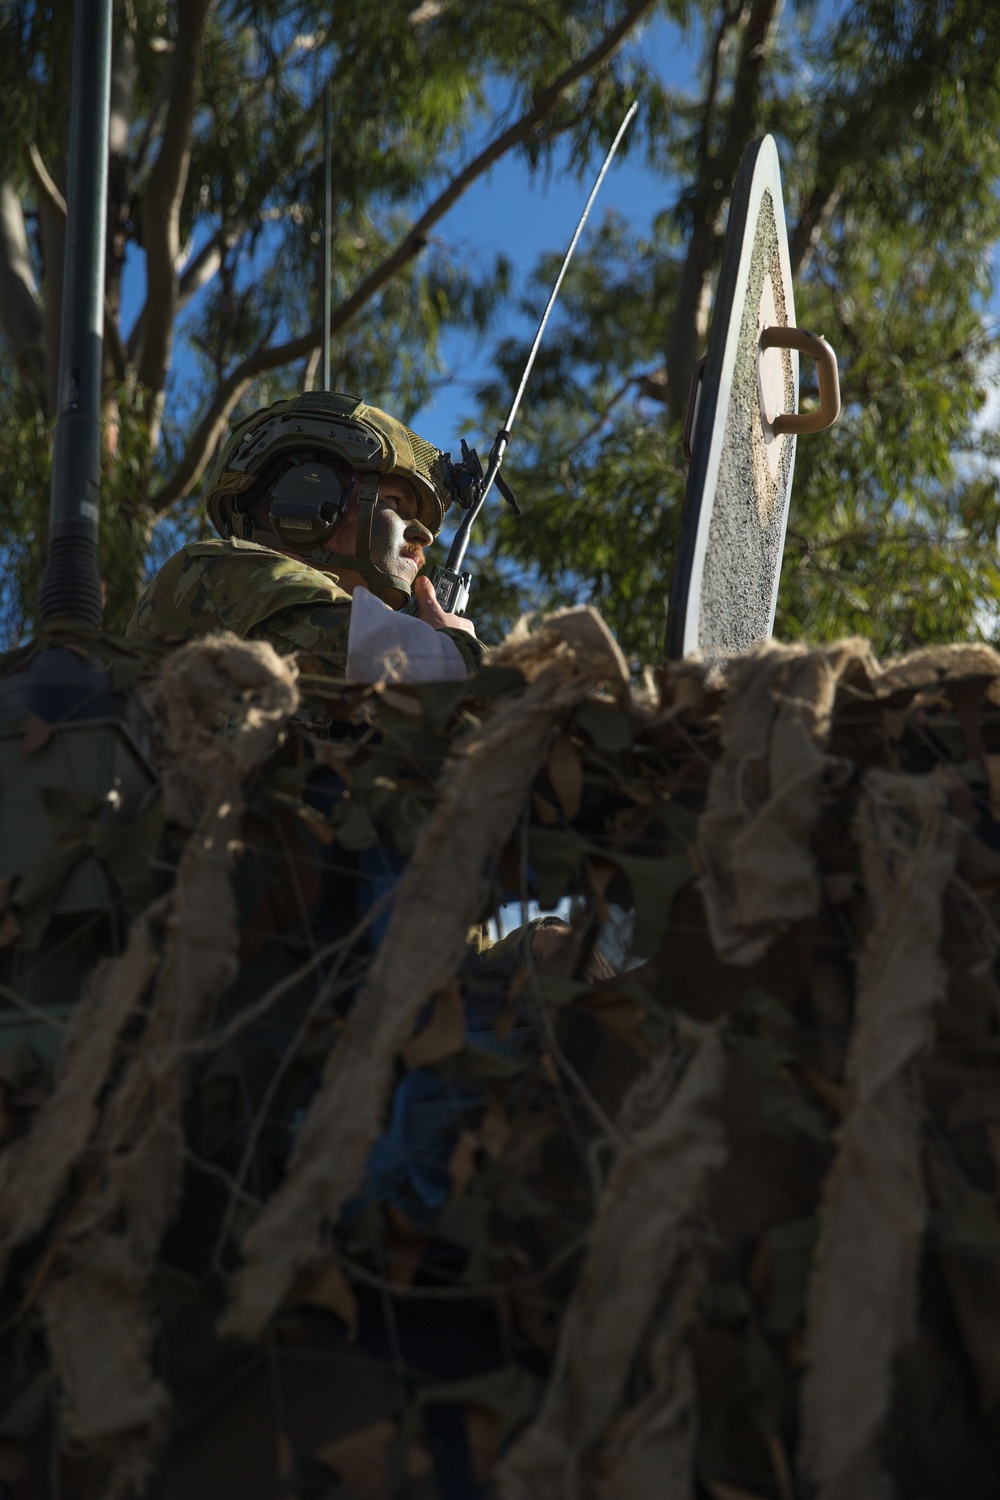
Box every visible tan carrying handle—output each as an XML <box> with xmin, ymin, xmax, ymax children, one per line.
<box><xmin>759</xmin><ymin>326</ymin><xmax>841</xmax><ymax>436</ymax></box>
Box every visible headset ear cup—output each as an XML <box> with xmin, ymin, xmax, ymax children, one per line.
<box><xmin>270</xmin><ymin>509</ymin><xmax>342</xmax><ymax>548</ymax></box>
<box><xmin>270</xmin><ymin>518</ymin><xmax>334</xmax><ymax>547</ymax></box>
<box><xmin>267</xmin><ymin>461</ymin><xmax>350</xmax><ymax>547</ymax></box>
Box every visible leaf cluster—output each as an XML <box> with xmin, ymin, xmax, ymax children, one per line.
<box><xmin>465</xmin><ymin>0</ymin><xmax>1000</xmax><ymax>662</ymax></box>
<box><xmin>0</xmin><ymin>0</ymin><xmax>659</xmax><ymax>638</ymax></box>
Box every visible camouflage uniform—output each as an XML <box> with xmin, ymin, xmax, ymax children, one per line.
<box><xmin>126</xmin><ymin>535</ymin><xmax>482</xmax><ymax>677</ymax></box>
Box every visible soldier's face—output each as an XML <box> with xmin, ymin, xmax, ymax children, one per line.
<box><xmin>368</xmin><ymin>477</ymin><xmax>432</xmax><ymax>584</ymax></box>
<box><xmin>327</xmin><ymin>475</ymin><xmax>432</xmax><ymax>584</ymax></box>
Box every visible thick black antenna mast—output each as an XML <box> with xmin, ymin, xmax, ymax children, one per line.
<box><xmin>38</xmin><ymin>0</ymin><xmax>113</xmax><ymax>627</ymax></box>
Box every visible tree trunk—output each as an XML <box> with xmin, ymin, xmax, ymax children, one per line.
<box><xmin>137</xmin><ymin>0</ymin><xmax>212</xmax><ymax>445</ymax></box>
<box><xmin>105</xmin><ymin>12</ymin><xmax>136</xmax><ymax>384</ymax></box>
<box><xmin>665</xmin><ymin>0</ymin><xmax>783</xmax><ymax>425</ymax></box>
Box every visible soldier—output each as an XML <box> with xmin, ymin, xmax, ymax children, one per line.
<box><xmin>127</xmin><ymin>390</ymin><xmax>484</xmax><ymax>681</ymax></box>
<box><xmin>127</xmin><ymin>384</ymin><xmax>577</xmax><ymax>949</ymax></box>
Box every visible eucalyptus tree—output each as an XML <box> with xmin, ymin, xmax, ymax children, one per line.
<box><xmin>0</xmin><ymin>0</ymin><xmax>664</xmax><ymax>638</ymax></box>
<box><xmin>466</xmin><ymin>0</ymin><xmax>1000</xmax><ymax>662</ymax></box>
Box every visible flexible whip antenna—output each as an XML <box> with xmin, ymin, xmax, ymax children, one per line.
<box><xmin>445</xmin><ymin>100</ymin><xmax>638</xmax><ymax>580</ymax></box>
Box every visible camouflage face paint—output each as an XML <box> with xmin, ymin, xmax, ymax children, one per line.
<box><xmin>367</xmin><ymin>503</ymin><xmax>431</xmax><ymax>591</ymax></box>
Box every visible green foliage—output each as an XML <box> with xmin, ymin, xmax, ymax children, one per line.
<box><xmin>0</xmin><ymin>0</ymin><xmax>652</xmax><ymax>638</ymax></box>
<box><xmin>0</xmin><ymin>369</ymin><xmax>48</xmax><ymax>646</ymax></box>
<box><xmin>778</xmin><ymin>39</ymin><xmax>1000</xmax><ymax>651</ymax></box>
<box><xmin>466</xmin><ymin>0</ymin><xmax>1000</xmax><ymax>663</ymax></box>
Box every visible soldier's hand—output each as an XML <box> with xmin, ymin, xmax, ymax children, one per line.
<box><xmin>413</xmin><ymin>575</ymin><xmax>476</xmax><ymax>637</ymax></box>
<box><xmin>531</xmin><ymin>920</ymin><xmax>573</xmax><ymax>971</ymax></box>
<box><xmin>532</xmin><ymin>919</ymin><xmax>619</xmax><ymax>980</ymax></box>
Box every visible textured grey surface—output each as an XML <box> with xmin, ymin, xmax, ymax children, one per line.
<box><xmin>699</xmin><ymin>190</ymin><xmax>795</xmax><ymax>656</ymax></box>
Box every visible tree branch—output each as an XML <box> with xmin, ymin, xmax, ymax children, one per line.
<box><xmin>0</xmin><ymin>181</ymin><xmax>46</xmax><ymax>407</ymax></box>
<box><xmin>127</xmin><ymin>58</ymin><xmax>311</xmax><ymax>366</ymax></box>
<box><xmin>302</xmin><ymin>345</ymin><xmax>321</xmax><ymax>392</ymax></box>
<box><xmin>38</xmin><ymin>198</ymin><xmax>64</xmax><ymax>417</ymax></box>
<box><xmin>127</xmin><ymin>223</ymin><xmax>232</xmax><ymax>361</ymax></box>
<box><xmin>136</xmin><ymin>0</ymin><xmax>212</xmax><ymax>408</ymax></box>
<box><xmin>555</xmin><ymin>375</ymin><xmax>636</xmax><ymax>460</ymax></box>
<box><xmin>177</xmin><ymin>232</ymin><xmax>227</xmax><ymax>307</ymax></box>
<box><xmin>27</xmin><ymin>141</ymin><xmax>66</xmax><ymax>218</ymax></box>
<box><xmin>105</xmin><ymin>16</ymin><xmax>137</xmax><ymax>380</ymax></box>
<box><xmin>25</xmin><ymin>143</ymin><xmax>127</xmax><ymax>386</ymax></box>
<box><xmin>697</xmin><ymin>3</ymin><xmax>737</xmax><ymax>164</ymax></box>
<box><xmin>789</xmin><ymin>183</ymin><xmax>841</xmax><ymax>280</ymax></box>
<box><xmin>130</xmin><ymin>47</ymin><xmax>175</xmax><ymax>184</ymax></box>
<box><xmin>151</xmin><ymin>0</ymin><xmax>659</xmax><ymax>514</ymax></box>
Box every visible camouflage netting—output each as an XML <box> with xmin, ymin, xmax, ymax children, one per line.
<box><xmin>2</xmin><ymin>614</ymin><xmax>1000</xmax><ymax>1499</ymax></box>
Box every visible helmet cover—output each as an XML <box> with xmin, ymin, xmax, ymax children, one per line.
<box><xmin>205</xmin><ymin>391</ymin><xmax>451</xmax><ymax>540</ymax></box>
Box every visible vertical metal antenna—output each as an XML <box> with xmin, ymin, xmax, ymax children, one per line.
<box><xmin>444</xmin><ymin>100</ymin><xmax>638</xmax><ymax>578</ymax></box>
<box><xmin>322</xmin><ymin>81</ymin><xmax>333</xmax><ymax>393</ymax></box>
<box><xmin>501</xmin><ymin>100</ymin><xmax>638</xmax><ymax>441</ymax></box>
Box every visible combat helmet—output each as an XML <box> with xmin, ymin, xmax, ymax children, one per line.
<box><xmin>205</xmin><ymin>391</ymin><xmax>453</xmax><ymax>605</ymax></box>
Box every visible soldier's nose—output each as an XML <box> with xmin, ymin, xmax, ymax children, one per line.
<box><xmin>405</xmin><ymin>518</ymin><xmax>434</xmax><ymax>547</ymax></box>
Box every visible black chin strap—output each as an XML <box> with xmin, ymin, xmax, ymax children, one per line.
<box><xmin>355</xmin><ymin>473</ymin><xmax>378</xmax><ymax>562</ymax></box>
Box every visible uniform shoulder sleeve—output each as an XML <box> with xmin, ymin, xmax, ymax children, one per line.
<box><xmin>195</xmin><ymin>545</ymin><xmax>352</xmax><ymax>636</ymax></box>
<box><xmin>126</xmin><ymin>541</ymin><xmax>351</xmax><ymax>644</ymax></box>
<box><xmin>126</xmin><ymin>548</ymin><xmax>214</xmax><ymax>641</ymax></box>
<box><xmin>249</xmin><ymin>599</ymin><xmax>353</xmax><ymax>678</ymax></box>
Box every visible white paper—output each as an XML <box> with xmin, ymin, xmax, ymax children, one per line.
<box><xmin>345</xmin><ymin>585</ymin><xmax>470</xmax><ymax>683</ymax></box>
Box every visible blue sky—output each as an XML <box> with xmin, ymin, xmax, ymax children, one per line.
<box><xmin>407</xmin><ymin>13</ymin><xmax>701</xmax><ymax>453</ymax></box>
